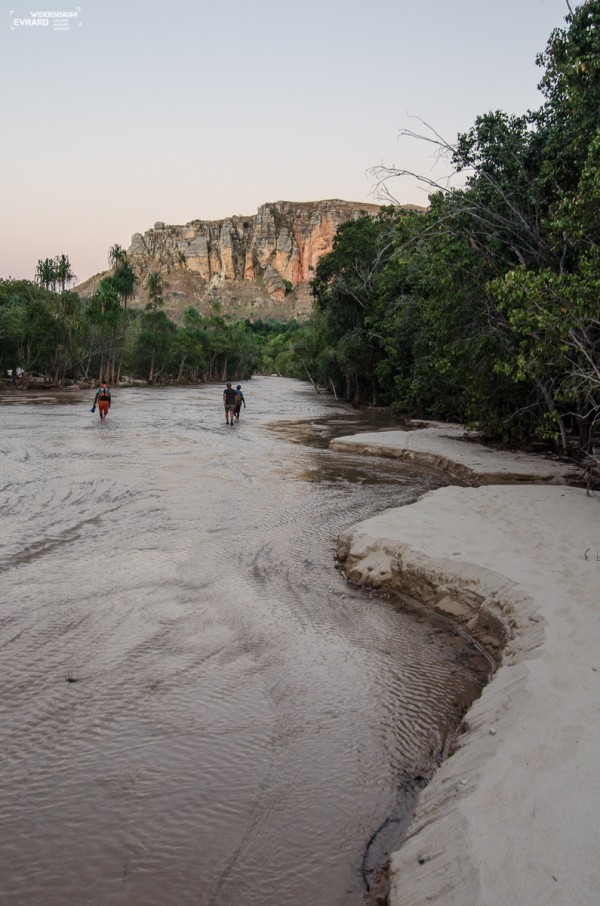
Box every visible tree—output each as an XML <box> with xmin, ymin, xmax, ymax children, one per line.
<box><xmin>139</xmin><ymin>271</ymin><xmax>168</xmax><ymax>383</ymax></box>
<box><xmin>86</xmin><ymin>278</ymin><xmax>122</xmax><ymax>381</ymax></box>
<box><xmin>0</xmin><ymin>279</ymin><xmax>62</xmax><ymax>377</ymax></box>
<box><xmin>35</xmin><ymin>258</ymin><xmax>57</xmax><ymax>292</ymax></box>
<box><xmin>173</xmin><ymin>307</ymin><xmax>208</xmax><ymax>381</ymax></box>
<box><xmin>55</xmin><ymin>254</ymin><xmax>76</xmax><ymax>292</ymax></box>
<box><xmin>35</xmin><ymin>255</ymin><xmax>76</xmax><ymax>293</ymax></box>
<box><xmin>105</xmin><ymin>244</ymin><xmax>137</xmax><ymax>382</ymax></box>
<box><xmin>109</xmin><ymin>244</ymin><xmax>137</xmax><ymax>313</ymax></box>
<box><xmin>311</xmin><ymin>212</ymin><xmax>400</xmax><ymax>401</ymax></box>
<box><xmin>362</xmin><ymin>2</ymin><xmax>600</xmax><ymax>450</ymax></box>
<box><xmin>536</xmin><ymin>0</ymin><xmax>600</xmax><ymax>198</ymax></box>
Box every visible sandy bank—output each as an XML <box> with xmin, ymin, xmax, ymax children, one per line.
<box><xmin>330</xmin><ymin>422</ymin><xmax>578</xmax><ymax>486</ymax></box>
<box><xmin>333</xmin><ymin>425</ymin><xmax>600</xmax><ymax>905</ymax></box>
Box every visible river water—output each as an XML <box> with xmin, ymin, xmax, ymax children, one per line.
<box><xmin>0</xmin><ymin>378</ymin><xmax>490</xmax><ymax>906</ymax></box>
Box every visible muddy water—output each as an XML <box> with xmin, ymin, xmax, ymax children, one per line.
<box><xmin>0</xmin><ymin>378</ymin><xmax>489</xmax><ymax>906</ymax></box>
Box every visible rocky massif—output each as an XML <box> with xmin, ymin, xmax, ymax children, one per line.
<box><xmin>78</xmin><ymin>200</ymin><xmax>386</xmax><ymax>321</ymax></box>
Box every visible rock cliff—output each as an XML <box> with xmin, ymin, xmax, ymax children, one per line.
<box><xmin>78</xmin><ymin>199</ymin><xmax>395</xmax><ymax>321</ymax></box>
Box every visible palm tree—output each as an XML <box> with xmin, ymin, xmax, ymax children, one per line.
<box><xmin>146</xmin><ymin>271</ymin><xmax>164</xmax><ymax>312</ymax></box>
<box><xmin>106</xmin><ymin>243</ymin><xmax>137</xmax><ymax>383</ymax></box>
<box><xmin>145</xmin><ymin>271</ymin><xmax>165</xmax><ymax>383</ymax></box>
<box><xmin>55</xmin><ymin>254</ymin><xmax>76</xmax><ymax>292</ymax></box>
<box><xmin>109</xmin><ymin>244</ymin><xmax>136</xmax><ymax>313</ymax></box>
<box><xmin>108</xmin><ymin>244</ymin><xmax>126</xmax><ymax>270</ymax></box>
<box><xmin>35</xmin><ymin>258</ymin><xmax>56</xmax><ymax>291</ymax></box>
<box><xmin>88</xmin><ymin>278</ymin><xmax>122</xmax><ymax>381</ymax></box>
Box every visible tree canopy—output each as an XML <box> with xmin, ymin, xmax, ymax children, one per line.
<box><xmin>287</xmin><ymin>0</ymin><xmax>600</xmax><ymax>452</ymax></box>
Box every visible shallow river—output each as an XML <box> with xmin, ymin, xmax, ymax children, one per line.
<box><xmin>0</xmin><ymin>378</ymin><xmax>489</xmax><ymax>905</ymax></box>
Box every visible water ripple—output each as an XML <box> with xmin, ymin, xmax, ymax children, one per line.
<box><xmin>0</xmin><ymin>380</ymin><xmax>490</xmax><ymax>906</ymax></box>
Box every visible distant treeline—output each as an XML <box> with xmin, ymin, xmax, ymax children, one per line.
<box><xmin>0</xmin><ymin>255</ymin><xmax>303</xmax><ymax>387</ymax></box>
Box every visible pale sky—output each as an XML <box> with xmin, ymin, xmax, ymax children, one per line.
<box><xmin>1</xmin><ymin>0</ymin><xmax>572</xmax><ymax>283</ymax></box>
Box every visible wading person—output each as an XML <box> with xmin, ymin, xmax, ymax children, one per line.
<box><xmin>233</xmin><ymin>384</ymin><xmax>246</xmax><ymax>420</ymax></box>
<box><xmin>223</xmin><ymin>382</ymin><xmax>238</xmax><ymax>426</ymax></box>
<box><xmin>92</xmin><ymin>381</ymin><xmax>111</xmax><ymax>420</ymax></box>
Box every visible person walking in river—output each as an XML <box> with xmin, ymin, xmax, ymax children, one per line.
<box><xmin>92</xmin><ymin>381</ymin><xmax>111</xmax><ymax>420</ymax></box>
<box><xmin>223</xmin><ymin>382</ymin><xmax>239</xmax><ymax>426</ymax></box>
<box><xmin>233</xmin><ymin>384</ymin><xmax>246</xmax><ymax>420</ymax></box>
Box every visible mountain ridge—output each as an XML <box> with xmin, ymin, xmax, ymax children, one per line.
<box><xmin>77</xmin><ymin>198</ymin><xmax>423</xmax><ymax>321</ymax></box>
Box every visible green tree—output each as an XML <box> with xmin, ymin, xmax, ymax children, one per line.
<box><xmin>137</xmin><ymin>271</ymin><xmax>170</xmax><ymax>382</ymax></box>
<box><xmin>363</xmin><ymin>2</ymin><xmax>600</xmax><ymax>450</ymax></box>
<box><xmin>109</xmin><ymin>244</ymin><xmax>137</xmax><ymax>313</ymax></box>
<box><xmin>55</xmin><ymin>254</ymin><xmax>76</xmax><ymax>292</ymax></box>
<box><xmin>35</xmin><ymin>258</ymin><xmax>57</xmax><ymax>292</ymax></box>
<box><xmin>536</xmin><ymin>0</ymin><xmax>600</xmax><ymax>199</ymax></box>
<box><xmin>311</xmin><ymin>212</ymin><xmax>400</xmax><ymax>401</ymax></box>
<box><xmin>105</xmin><ymin>244</ymin><xmax>137</xmax><ymax>381</ymax></box>
<box><xmin>35</xmin><ymin>255</ymin><xmax>76</xmax><ymax>293</ymax></box>
<box><xmin>0</xmin><ymin>280</ymin><xmax>62</xmax><ymax>377</ymax></box>
<box><xmin>86</xmin><ymin>278</ymin><xmax>122</xmax><ymax>381</ymax></box>
<box><xmin>173</xmin><ymin>307</ymin><xmax>209</xmax><ymax>381</ymax></box>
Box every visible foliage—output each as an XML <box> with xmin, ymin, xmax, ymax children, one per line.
<box><xmin>35</xmin><ymin>254</ymin><xmax>76</xmax><ymax>293</ymax></box>
<box><xmin>109</xmin><ymin>244</ymin><xmax>137</xmax><ymax>311</ymax></box>
<box><xmin>1</xmin><ymin>275</ymin><xmax>262</xmax><ymax>386</ymax></box>
<box><xmin>289</xmin><ymin>1</ymin><xmax>600</xmax><ymax>452</ymax></box>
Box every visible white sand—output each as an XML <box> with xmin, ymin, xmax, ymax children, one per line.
<box><xmin>333</xmin><ymin>424</ymin><xmax>600</xmax><ymax>905</ymax></box>
<box><xmin>330</xmin><ymin>422</ymin><xmax>579</xmax><ymax>485</ymax></box>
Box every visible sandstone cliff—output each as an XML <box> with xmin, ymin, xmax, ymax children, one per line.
<box><xmin>78</xmin><ymin>199</ymin><xmax>392</xmax><ymax>321</ymax></box>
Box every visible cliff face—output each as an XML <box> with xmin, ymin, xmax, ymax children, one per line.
<box><xmin>79</xmin><ymin>199</ymin><xmax>385</xmax><ymax>321</ymax></box>
<box><xmin>130</xmin><ymin>199</ymin><xmax>380</xmax><ymax>292</ymax></box>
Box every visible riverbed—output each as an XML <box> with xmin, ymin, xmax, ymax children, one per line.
<box><xmin>0</xmin><ymin>378</ymin><xmax>490</xmax><ymax>905</ymax></box>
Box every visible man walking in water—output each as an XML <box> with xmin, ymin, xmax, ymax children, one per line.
<box><xmin>92</xmin><ymin>381</ymin><xmax>111</xmax><ymax>420</ymax></box>
<box><xmin>234</xmin><ymin>384</ymin><xmax>246</xmax><ymax>420</ymax></box>
<box><xmin>223</xmin><ymin>382</ymin><xmax>238</xmax><ymax>426</ymax></box>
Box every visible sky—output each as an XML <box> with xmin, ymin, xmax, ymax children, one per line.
<box><xmin>1</xmin><ymin>0</ymin><xmax>574</xmax><ymax>283</ymax></box>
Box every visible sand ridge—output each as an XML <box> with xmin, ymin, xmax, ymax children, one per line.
<box><xmin>332</xmin><ymin>425</ymin><xmax>600</xmax><ymax>905</ymax></box>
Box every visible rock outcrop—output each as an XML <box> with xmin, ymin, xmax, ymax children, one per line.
<box><xmin>78</xmin><ymin>199</ymin><xmax>406</xmax><ymax>321</ymax></box>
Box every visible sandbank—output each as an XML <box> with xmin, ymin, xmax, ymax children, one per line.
<box><xmin>332</xmin><ymin>424</ymin><xmax>600</xmax><ymax>905</ymax></box>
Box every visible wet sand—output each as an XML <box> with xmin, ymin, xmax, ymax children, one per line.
<box><xmin>0</xmin><ymin>383</ymin><xmax>490</xmax><ymax>906</ymax></box>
